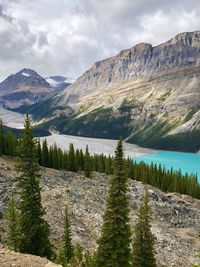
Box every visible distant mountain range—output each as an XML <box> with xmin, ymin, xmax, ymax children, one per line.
<box><xmin>0</xmin><ymin>68</ymin><xmax>72</xmax><ymax>108</ymax></box>
<box><xmin>1</xmin><ymin>31</ymin><xmax>200</xmax><ymax>152</ymax></box>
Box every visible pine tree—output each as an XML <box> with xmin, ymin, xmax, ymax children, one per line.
<box><xmin>52</xmin><ymin>143</ymin><xmax>59</xmax><ymax>169</ymax></box>
<box><xmin>68</xmin><ymin>143</ymin><xmax>76</xmax><ymax>172</ymax></box>
<box><xmin>79</xmin><ymin>149</ymin><xmax>85</xmax><ymax>171</ymax></box>
<box><xmin>4</xmin><ymin>131</ymin><xmax>17</xmax><ymax>156</ymax></box>
<box><xmin>132</xmin><ymin>188</ymin><xmax>157</xmax><ymax>267</ymax></box>
<box><xmin>105</xmin><ymin>155</ymin><xmax>113</xmax><ymax>175</ymax></box>
<box><xmin>5</xmin><ymin>195</ymin><xmax>20</xmax><ymax>251</ymax></box>
<box><xmin>36</xmin><ymin>139</ymin><xmax>42</xmax><ymax>165</ymax></box>
<box><xmin>69</xmin><ymin>243</ymin><xmax>84</xmax><ymax>267</ymax></box>
<box><xmin>0</xmin><ymin>119</ymin><xmax>4</xmax><ymax>156</ymax></box>
<box><xmin>56</xmin><ymin>206</ymin><xmax>74</xmax><ymax>266</ymax></box>
<box><xmin>84</xmin><ymin>145</ymin><xmax>91</xmax><ymax>178</ymax></box>
<box><xmin>84</xmin><ymin>251</ymin><xmax>97</xmax><ymax>267</ymax></box>
<box><xmin>41</xmin><ymin>139</ymin><xmax>49</xmax><ymax>167</ymax></box>
<box><xmin>63</xmin><ymin>206</ymin><xmax>74</xmax><ymax>261</ymax></box>
<box><xmin>16</xmin><ymin>114</ymin><xmax>53</xmax><ymax>258</ymax></box>
<box><xmin>96</xmin><ymin>140</ymin><xmax>132</xmax><ymax>267</ymax></box>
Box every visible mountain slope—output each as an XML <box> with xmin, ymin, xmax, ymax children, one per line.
<box><xmin>0</xmin><ymin>156</ymin><xmax>200</xmax><ymax>267</ymax></box>
<box><xmin>24</xmin><ymin>31</ymin><xmax>200</xmax><ymax>151</ymax></box>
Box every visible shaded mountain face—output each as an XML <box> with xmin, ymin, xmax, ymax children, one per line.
<box><xmin>11</xmin><ymin>32</ymin><xmax>200</xmax><ymax>151</ymax></box>
<box><xmin>0</xmin><ymin>69</ymin><xmax>71</xmax><ymax>109</ymax></box>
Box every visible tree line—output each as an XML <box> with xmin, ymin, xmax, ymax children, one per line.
<box><xmin>0</xmin><ymin>119</ymin><xmax>200</xmax><ymax>199</ymax></box>
<box><xmin>4</xmin><ymin>115</ymin><xmax>157</xmax><ymax>267</ymax></box>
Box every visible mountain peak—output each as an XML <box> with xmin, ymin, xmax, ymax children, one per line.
<box><xmin>17</xmin><ymin>68</ymin><xmax>40</xmax><ymax>77</ymax></box>
<box><xmin>168</xmin><ymin>30</ymin><xmax>200</xmax><ymax>46</ymax></box>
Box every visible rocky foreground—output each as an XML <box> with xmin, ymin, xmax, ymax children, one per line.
<box><xmin>0</xmin><ymin>245</ymin><xmax>61</xmax><ymax>267</ymax></box>
<box><xmin>0</xmin><ymin>156</ymin><xmax>200</xmax><ymax>267</ymax></box>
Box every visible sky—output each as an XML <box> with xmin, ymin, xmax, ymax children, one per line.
<box><xmin>0</xmin><ymin>0</ymin><xmax>199</xmax><ymax>81</ymax></box>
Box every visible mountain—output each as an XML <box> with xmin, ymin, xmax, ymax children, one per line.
<box><xmin>45</xmin><ymin>76</ymin><xmax>73</xmax><ymax>91</ymax></box>
<box><xmin>0</xmin><ymin>69</ymin><xmax>71</xmax><ymax>109</ymax></box>
<box><xmin>0</xmin><ymin>156</ymin><xmax>200</xmax><ymax>266</ymax></box>
<box><xmin>0</xmin><ymin>68</ymin><xmax>53</xmax><ymax>108</ymax></box>
<box><xmin>18</xmin><ymin>32</ymin><xmax>200</xmax><ymax>151</ymax></box>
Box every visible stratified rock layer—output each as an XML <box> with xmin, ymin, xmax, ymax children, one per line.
<box><xmin>42</xmin><ymin>31</ymin><xmax>200</xmax><ymax>141</ymax></box>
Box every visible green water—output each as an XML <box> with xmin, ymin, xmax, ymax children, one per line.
<box><xmin>135</xmin><ymin>151</ymin><xmax>200</xmax><ymax>181</ymax></box>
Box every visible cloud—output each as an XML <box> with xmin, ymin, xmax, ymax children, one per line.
<box><xmin>0</xmin><ymin>0</ymin><xmax>199</xmax><ymax>81</ymax></box>
<box><xmin>0</xmin><ymin>3</ymin><xmax>12</xmax><ymax>22</ymax></box>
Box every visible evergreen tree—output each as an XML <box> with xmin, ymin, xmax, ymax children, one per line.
<box><xmin>52</xmin><ymin>143</ymin><xmax>59</xmax><ymax>169</ymax></box>
<box><xmin>84</xmin><ymin>145</ymin><xmax>91</xmax><ymax>178</ymax></box>
<box><xmin>41</xmin><ymin>139</ymin><xmax>49</xmax><ymax>167</ymax></box>
<box><xmin>68</xmin><ymin>143</ymin><xmax>76</xmax><ymax>172</ymax></box>
<box><xmin>56</xmin><ymin>206</ymin><xmax>74</xmax><ymax>266</ymax></box>
<box><xmin>105</xmin><ymin>155</ymin><xmax>113</xmax><ymax>175</ymax></box>
<box><xmin>79</xmin><ymin>149</ymin><xmax>85</xmax><ymax>171</ymax></box>
<box><xmin>36</xmin><ymin>139</ymin><xmax>42</xmax><ymax>165</ymax></box>
<box><xmin>132</xmin><ymin>188</ymin><xmax>157</xmax><ymax>267</ymax></box>
<box><xmin>5</xmin><ymin>195</ymin><xmax>20</xmax><ymax>251</ymax></box>
<box><xmin>84</xmin><ymin>251</ymin><xmax>97</xmax><ymax>267</ymax></box>
<box><xmin>16</xmin><ymin>114</ymin><xmax>53</xmax><ymax>258</ymax></box>
<box><xmin>69</xmin><ymin>243</ymin><xmax>84</xmax><ymax>267</ymax></box>
<box><xmin>75</xmin><ymin>149</ymin><xmax>80</xmax><ymax>172</ymax></box>
<box><xmin>96</xmin><ymin>140</ymin><xmax>132</xmax><ymax>267</ymax></box>
<box><xmin>0</xmin><ymin>119</ymin><xmax>4</xmax><ymax>156</ymax></box>
<box><xmin>4</xmin><ymin>131</ymin><xmax>17</xmax><ymax>156</ymax></box>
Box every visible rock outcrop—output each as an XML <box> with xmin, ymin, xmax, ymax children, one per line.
<box><xmin>0</xmin><ymin>156</ymin><xmax>199</xmax><ymax>267</ymax></box>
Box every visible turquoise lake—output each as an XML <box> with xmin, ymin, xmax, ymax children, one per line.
<box><xmin>135</xmin><ymin>151</ymin><xmax>200</xmax><ymax>182</ymax></box>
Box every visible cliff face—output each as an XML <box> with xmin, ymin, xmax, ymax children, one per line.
<box><xmin>59</xmin><ymin>31</ymin><xmax>200</xmax><ymax>105</ymax></box>
<box><xmin>29</xmin><ymin>32</ymin><xmax>200</xmax><ymax>150</ymax></box>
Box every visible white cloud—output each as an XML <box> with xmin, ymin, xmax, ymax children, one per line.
<box><xmin>0</xmin><ymin>0</ymin><xmax>199</xmax><ymax>81</ymax></box>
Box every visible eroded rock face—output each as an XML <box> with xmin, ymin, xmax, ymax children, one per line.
<box><xmin>0</xmin><ymin>156</ymin><xmax>200</xmax><ymax>267</ymax></box>
<box><xmin>44</xmin><ymin>31</ymin><xmax>200</xmax><ymax>139</ymax></box>
<box><xmin>61</xmin><ymin>32</ymin><xmax>200</xmax><ymax>101</ymax></box>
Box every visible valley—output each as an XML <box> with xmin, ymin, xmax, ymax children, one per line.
<box><xmin>40</xmin><ymin>133</ymin><xmax>200</xmax><ymax>180</ymax></box>
<box><xmin>0</xmin><ymin>1</ymin><xmax>200</xmax><ymax>266</ymax></box>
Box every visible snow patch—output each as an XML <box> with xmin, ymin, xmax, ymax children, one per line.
<box><xmin>21</xmin><ymin>72</ymin><xmax>30</xmax><ymax>77</ymax></box>
<box><xmin>46</xmin><ymin>77</ymin><xmax>74</xmax><ymax>89</ymax></box>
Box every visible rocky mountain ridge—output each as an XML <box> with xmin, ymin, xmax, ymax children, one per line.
<box><xmin>59</xmin><ymin>31</ymin><xmax>200</xmax><ymax>106</ymax></box>
<box><xmin>0</xmin><ymin>156</ymin><xmax>199</xmax><ymax>267</ymax></box>
<box><xmin>30</xmin><ymin>31</ymin><xmax>200</xmax><ymax>151</ymax></box>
